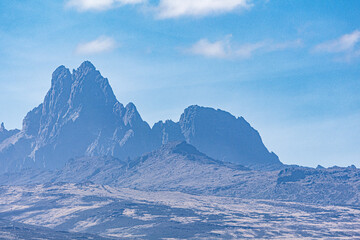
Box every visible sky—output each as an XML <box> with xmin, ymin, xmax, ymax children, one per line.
<box><xmin>0</xmin><ymin>0</ymin><xmax>359</xmax><ymax>167</ymax></box>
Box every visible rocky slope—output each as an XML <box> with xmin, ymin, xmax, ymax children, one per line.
<box><xmin>274</xmin><ymin>166</ymin><xmax>360</xmax><ymax>205</ymax></box>
<box><xmin>1</xmin><ymin>183</ymin><xmax>360</xmax><ymax>239</ymax></box>
<box><xmin>1</xmin><ymin>141</ymin><xmax>359</xmax><ymax>206</ymax></box>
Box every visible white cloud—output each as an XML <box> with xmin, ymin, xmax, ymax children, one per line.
<box><xmin>187</xmin><ymin>36</ymin><xmax>231</xmax><ymax>58</ymax></box>
<box><xmin>66</xmin><ymin>0</ymin><xmax>144</xmax><ymax>11</ymax></box>
<box><xmin>235</xmin><ymin>42</ymin><xmax>266</xmax><ymax>58</ymax></box>
<box><xmin>187</xmin><ymin>36</ymin><xmax>302</xmax><ymax>59</ymax></box>
<box><xmin>65</xmin><ymin>0</ymin><xmax>255</xmax><ymax>18</ymax></box>
<box><xmin>314</xmin><ymin>30</ymin><xmax>360</xmax><ymax>53</ymax></box>
<box><xmin>75</xmin><ymin>36</ymin><xmax>117</xmax><ymax>55</ymax></box>
<box><xmin>156</xmin><ymin>0</ymin><xmax>252</xmax><ymax>19</ymax></box>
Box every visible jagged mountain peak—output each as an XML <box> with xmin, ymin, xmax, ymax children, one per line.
<box><xmin>153</xmin><ymin>119</ymin><xmax>177</xmax><ymax>127</ymax></box>
<box><xmin>50</xmin><ymin>68</ymin><xmax>72</xmax><ymax>93</ymax></box>
<box><xmin>0</xmin><ymin>122</ymin><xmax>20</xmax><ymax>145</ymax></box>
<box><xmin>44</xmin><ymin>66</ymin><xmax>72</xmax><ymax>117</ymax></box>
<box><xmin>51</xmin><ymin>65</ymin><xmax>70</xmax><ymax>84</ymax></box>
<box><xmin>1</xmin><ymin>62</ymin><xmax>152</xmax><ymax>170</ymax></box>
<box><xmin>51</xmin><ymin>61</ymin><xmax>98</xmax><ymax>89</ymax></box>
<box><xmin>78</xmin><ymin>60</ymin><xmax>96</xmax><ymax>71</ymax></box>
<box><xmin>40</xmin><ymin>61</ymin><xmax>117</xmax><ymax>130</ymax></box>
<box><xmin>125</xmin><ymin>102</ymin><xmax>137</xmax><ymax>112</ymax></box>
<box><xmin>46</xmin><ymin>61</ymin><xmax>115</xmax><ymax>112</ymax></box>
<box><xmin>71</xmin><ymin>61</ymin><xmax>99</xmax><ymax>82</ymax></box>
<box><xmin>123</xmin><ymin>102</ymin><xmax>144</xmax><ymax>127</ymax></box>
<box><xmin>69</xmin><ymin>62</ymin><xmax>117</xmax><ymax>109</ymax></box>
<box><xmin>0</xmin><ymin>122</ymin><xmax>20</xmax><ymax>135</ymax></box>
<box><xmin>165</xmin><ymin>119</ymin><xmax>176</xmax><ymax>124</ymax></box>
<box><xmin>72</xmin><ymin>61</ymin><xmax>96</xmax><ymax>76</ymax></box>
<box><xmin>0</xmin><ymin>62</ymin><xmax>281</xmax><ymax>172</ymax></box>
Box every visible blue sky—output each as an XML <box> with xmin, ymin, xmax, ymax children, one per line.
<box><xmin>0</xmin><ymin>0</ymin><xmax>360</xmax><ymax>167</ymax></box>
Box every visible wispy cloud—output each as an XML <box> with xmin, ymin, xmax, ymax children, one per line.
<box><xmin>187</xmin><ymin>36</ymin><xmax>231</xmax><ymax>58</ymax></box>
<box><xmin>75</xmin><ymin>36</ymin><xmax>117</xmax><ymax>55</ymax></box>
<box><xmin>65</xmin><ymin>0</ymin><xmax>253</xmax><ymax>18</ymax></box>
<box><xmin>313</xmin><ymin>30</ymin><xmax>360</xmax><ymax>62</ymax></box>
<box><xmin>155</xmin><ymin>0</ymin><xmax>252</xmax><ymax>19</ymax></box>
<box><xmin>314</xmin><ymin>30</ymin><xmax>360</xmax><ymax>53</ymax></box>
<box><xmin>235</xmin><ymin>42</ymin><xmax>266</xmax><ymax>58</ymax></box>
<box><xmin>66</xmin><ymin>0</ymin><xmax>144</xmax><ymax>11</ymax></box>
<box><xmin>187</xmin><ymin>36</ymin><xmax>302</xmax><ymax>59</ymax></box>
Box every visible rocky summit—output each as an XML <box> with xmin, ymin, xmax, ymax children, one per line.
<box><xmin>0</xmin><ymin>61</ymin><xmax>281</xmax><ymax>172</ymax></box>
<box><xmin>153</xmin><ymin>105</ymin><xmax>282</xmax><ymax>169</ymax></box>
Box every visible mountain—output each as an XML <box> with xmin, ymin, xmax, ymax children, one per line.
<box><xmin>117</xmin><ymin>141</ymin><xmax>252</xmax><ymax>192</ymax></box>
<box><xmin>152</xmin><ymin>106</ymin><xmax>282</xmax><ymax>170</ymax></box>
<box><xmin>55</xmin><ymin>155</ymin><xmax>127</xmax><ymax>185</ymax></box>
<box><xmin>0</xmin><ymin>61</ymin><xmax>281</xmax><ymax>172</ymax></box>
<box><xmin>0</xmin><ymin>62</ymin><xmax>154</xmax><ymax>172</ymax></box>
<box><xmin>0</xmin><ymin>140</ymin><xmax>279</xmax><ymax>202</ymax></box>
<box><xmin>0</xmin><ymin>141</ymin><xmax>251</xmax><ymax>188</ymax></box>
<box><xmin>2</xmin><ymin>62</ymin><xmax>360</xmax><ymax>239</ymax></box>
<box><xmin>1</xmin><ymin>142</ymin><xmax>360</xmax><ymax>206</ymax></box>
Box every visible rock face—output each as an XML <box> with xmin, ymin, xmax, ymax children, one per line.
<box><xmin>180</xmin><ymin>106</ymin><xmax>281</xmax><ymax>168</ymax></box>
<box><xmin>152</xmin><ymin>106</ymin><xmax>282</xmax><ymax>169</ymax></box>
<box><xmin>0</xmin><ymin>61</ymin><xmax>281</xmax><ymax>172</ymax></box>
<box><xmin>152</xmin><ymin>120</ymin><xmax>185</xmax><ymax>146</ymax></box>
<box><xmin>0</xmin><ymin>61</ymin><xmax>153</xmax><ymax>172</ymax></box>
<box><xmin>0</xmin><ymin>123</ymin><xmax>19</xmax><ymax>144</ymax></box>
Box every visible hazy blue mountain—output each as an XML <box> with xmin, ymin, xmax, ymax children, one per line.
<box><xmin>0</xmin><ymin>62</ymin><xmax>154</xmax><ymax>172</ymax></box>
<box><xmin>0</xmin><ymin>61</ymin><xmax>280</xmax><ymax>172</ymax></box>
<box><xmin>179</xmin><ymin>105</ymin><xmax>281</xmax><ymax>169</ymax></box>
<box><xmin>153</xmin><ymin>106</ymin><xmax>282</xmax><ymax>170</ymax></box>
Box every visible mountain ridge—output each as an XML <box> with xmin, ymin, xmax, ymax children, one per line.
<box><xmin>0</xmin><ymin>61</ymin><xmax>282</xmax><ymax>172</ymax></box>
